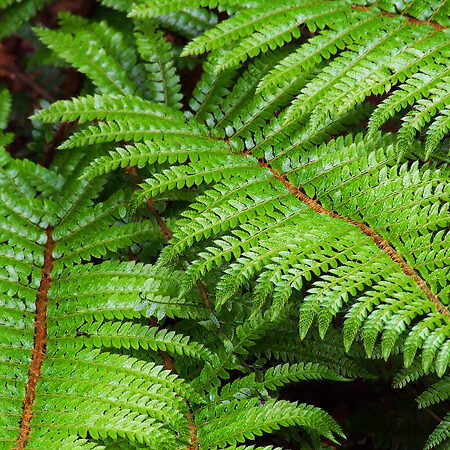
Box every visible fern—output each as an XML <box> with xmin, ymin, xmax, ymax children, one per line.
<box><xmin>177</xmin><ymin>0</ymin><xmax>449</xmax><ymax>157</ymax></box>
<box><xmin>0</xmin><ymin>136</ymin><xmax>346</xmax><ymax>447</ymax></box>
<box><xmin>0</xmin><ymin>147</ymin><xmax>190</xmax><ymax>448</ymax></box>
<box><xmin>2</xmin><ymin>0</ymin><xmax>449</xmax><ymax>447</ymax></box>
<box><xmin>134</xmin><ymin>20</ymin><xmax>183</xmax><ymax>109</ymax></box>
<box><xmin>0</xmin><ymin>0</ymin><xmax>51</xmax><ymax>39</ymax></box>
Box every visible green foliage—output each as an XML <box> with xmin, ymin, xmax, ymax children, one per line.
<box><xmin>0</xmin><ymin>89</ymin><xmax>11</xmax><ymax>130</ymax></box>
<box><xmin>179</xmin><ymin>0</ymin><xmax>449</xmax><ymax>158</ymax></box>
<box><xmin>1</xmin><ymin>0</ymin><xmax>449</xmax><ymax>448</ymax></box>
<box><xmin>0</xmin><ymin>0</ymin><xmax>51</xmax><ymax>39</ymax></box>
<box><xmin>134</xmin><ymin>20</ymin><xmax>183</xmax><ymax>109</ymax></box>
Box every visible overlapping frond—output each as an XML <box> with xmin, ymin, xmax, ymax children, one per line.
<box><xmin>0</xmin><ymin>148</ymin><xmax>208</xmax><ymax>448</ymax></box>
<box><xmin>37</xmin><ymin>47</ymin><xmax>449</xmax><ymax>376</ymax></box>
<box><xmin>23</xmin><ymin>0</ymin><xmax>450</xmax><ymax>447</ymax></box>
<box><xmin>179</xmin><ymin>0</ymin><xmax>449</xmax><ymax>156</ymax></box>
<box><xmin>196</xmin><ymin>398</ymin><xmax>343</xmax><ymax>448</ymax></box>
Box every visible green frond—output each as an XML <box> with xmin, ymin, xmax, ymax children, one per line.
<box><xmin>158</xmin><ymin>8</ymin><xmax>218</xmax><ymax>39</ymax></box>
<box><xmin>32</xmin><ymin>93</ymin><xmax>186</xmax><ymax>125</ymax></box>
<box><xmin>53</xmin><ymin>320</ymin><xmax>212</xmax><ymax>361</ymax></box>
<box><xmin>129</xmin><ymin>0</ymin><xmax>246</xmax><ymax>19</ymax></box>
<box><xmin>53</xmin><ymin>220</ymin><xmax>158</xmax><ymax>269</ymax></box>
<box><xmin>398</xmin><ymin>77</ymin><xmax>450</xmax><ymax>157</ymax></box>
<box><xmin>181</xmin><ymin>2</ymin><xmax>302</xmax><ymax>57</ymax></box>
<box><xmin>136</xmin><ymin>132</ymin><xmax>449</xmax><ymax>369</ymax></box>
<box><xmin>367</xmin><ymin>0</ymin><xmax>449</xmax><ymax>26</ymax></box>
<box><xmin>255</xmin><ymin>326</ymin><xmax>376</xmax><ymax>380</ymax></box>
<box><xmin>51</xmin><ymin>261</ymin><xmax>207</xmax><ymax>323</ymax></box>
<box><xmin>416</xmin><ymin>376</ymin><xmax>450</xmax><ymax>408</ymax></box>
<box><xmin>14</xmin><ymin>3</ymin><xmax>449</xmax><ymax>448</ymax></box>
<box><xmin>285</xmin><ymin>19</ymin><xmax>448</xmax><ymax>125</ymax></box>
<box><xmin>425</xmin><ymin>413</ymin><xmax>450</xmax><ymax>449</ymax></box>
<box><xmin>134</xmin><ymin>20</ymin><xmax>183</xmax><ymax>109</ymax></box>
<box><xmin>196</xmin><ymin>398</ymin><xmax>344</xmax><ymax>448</ymax></box>
<box><xmin>0</xmin><ymin>0</ymin><xmax>50</xmax><ymax>39</ymax></box>
<box><xmin>96</xmin><ymin>0</ymin><xmax>130</xmax><ymax>11</ymax></box>
<box><xmin>256</xmin><ymin>13</ymin><xmax>374</xmax><ymax>96</ymax></box>
<box><xmin>426</xmin><ymin>106</ymin><xmax>450</xmax><ymax>157</ymax></box>
<box><xmin>136</xmin><ymin>153</ymin><xmax>260</xmax><ymax>206</ymax></box>
<box><xmin>34</xmin><ymin>14</ymin><xmax>147</xmax><ymax>97</ymax></box>
<box><xmin>81</xmin><ymin>138</ymin><xmax>224</xmax><ymax>179</ymax></box>
<box><xmin>367</xmin><ymin>63</ymin><xmax>449</xmax><ymax>135</ymax></box>
<box><xmin>0</xmin><ymin>89</ymin><xmax>11</xmax><ymax>131</ymax></box>
<box><xmin>262</xmin><ymin>362</ymin><xmax>349</xmax><ymax>388</ymax></box>
<box><xmin>0</xmin><ymin>150</ymin><xmax>204</xmax><ymax>448</ymax></box>
<box><xmin>188</xmin><ymin>55</ymin><xmax>238</xmax><ymax>125</ymax></box>
<box><xmin>213</xmin><ymin>1</ymin><xmax>352</xmax><ymax>72</ymax></box>
<box><xmin>33</xmin><ymin>93</ymin><xmax>214</xmax><ymax>149</ymax></box>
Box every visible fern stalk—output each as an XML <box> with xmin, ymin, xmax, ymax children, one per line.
<box><xmin>15</xmin><ymin>227</ymin><xmax>55</xmax><ymax>449</ymax></box>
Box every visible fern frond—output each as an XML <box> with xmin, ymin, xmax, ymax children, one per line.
<box><xmin>182</xmin><ymin>2</ymin><xmax>302</xmax><ymax>57</ymax></box>
<box><xmin>256</xmin><ymin>12</ymin><xmax>375</xmax><ymax>96</ymax></box>
<box><xmin>32</xmin><ymin>93</ymin><xmax>185</xmax><ymax>124</ymax></box>
<box><xmin>0</xmin><ymin>0</ymin><xmax>50</xmax><ymax>39</ymax></box>
<box><xmin>285</xmin><ymin>19</ymin><xmax>447</xmax><ymax>123</ymax></box>
<box><xmin>369</xmin><ymin>0</ymin><xmax>449</xmax><ymax>26</ymax></box>
<box><xmin>425</xmin><ymin>106</ymin><xmax>450</xmax><ymax>157</ymax></box>
<box><xmin>188</xmin><ymin>55</ymin><xmax>238</xmax><ymax>125</ymax></box>
<box><xmin>96</xmin><ymin>0</ymin><xmax>130</xmax><ymax>11</ymax></box>
<box><xmin>367</xmin><ymin>63</ymin><xmax>449</xmax><ymax>135</ymax></box>
<box><xmin>262</xmin><ymin>362</ymin><xmax>349</xmax><ymax>388</ymax></box>
<box><xmin>33</xmin><ymin>93</ymin><xmax>212</xmax><ymax>149</ymax></box>
<box><xmin>0</xmin><ymin>149</ymin><xmax>206</xmax><ymax>448</ymax></box>
<box><xmin>23</xmin><ymin>4</ymin><xmax>450</xmax><ymax>447</ymax></box>
<box><xmin>0</xmin><ymin>89</ymin><xmax>11</xmax><ymax>130</ymax></box>
<box><xmin>55</xmin><ymin>321</ymin><xmax>212</xmax><ymax>361</ymax></box>
<box><xmin>129</xmin><ymin>0</ymin><xmax>246</xmax><ymax>19</ymax></box>
<box><xmin>158</xmin><ymin>8</ymin><xmax>218</xmax><ymax>39</ymax></box>
<box><xmin>123</xmin><ymin>130</ymin><xmax>449</xmax><ymax>370</ymax></box>
<box><xmin>398</xmin><ymin>78</ymin><xmax>450</xmax><ymax>156</ymax></box>
<box><xmin>214</xmin><ymin>1</ymin><xmax>353</xmax><ymax>72</ymax></box>
<box><xmin>83</xmin><ymin>138</ymin><xmax>230</xmax><ymax>180</ymax></box>
<box><xmin>134</xmin><ymin>20</ymin><xmax>183</xmax><ymax>109</ymax></box>
<box><xmin>416</xmin><ymin>376</ymin><xmax>450</xmax><ymax>408</ymax></box>
<box><xmin>196</xmin><ymin>398</ymin><xmax>344</xmax><ymax>448</ymax></box>
<box><xmin>35</xmin><ymin>14</ymin><xmax>146</xmax><ymax>97</ymax></box>
<box><xmin>425</xmin><ymin>412</ymin><xmax>450</xmax><ymax>449</ymax></box>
